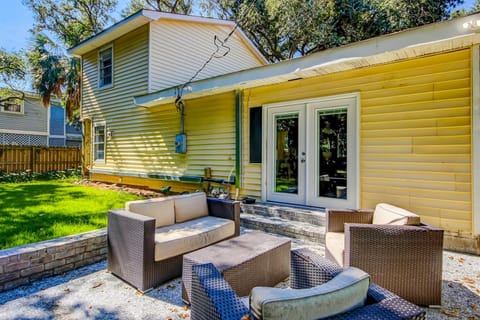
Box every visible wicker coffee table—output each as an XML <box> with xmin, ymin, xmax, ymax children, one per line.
<box><xmin>182</xmin><ymin>232</ymin><xmax>291</xmax><ymax>303</ymax></box>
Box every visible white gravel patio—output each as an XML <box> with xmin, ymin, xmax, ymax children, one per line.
<box><xmin>0</xmin><ymin>229</ymin><xmax>479</xmax><ymax>320</ymax></box>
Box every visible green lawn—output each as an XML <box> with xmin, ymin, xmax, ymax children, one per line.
<box><xmin>0</xmin><ymin>180</ymin><xmax>143</xmax><ymax>249</ymax></box>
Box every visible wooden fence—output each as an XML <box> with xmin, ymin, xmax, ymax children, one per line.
<box><xmin>0</xmin><ymin>145</ymin><xmax>81</xmax><ymax>173</ymax></box>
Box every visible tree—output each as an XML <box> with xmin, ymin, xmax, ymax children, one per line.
<box><xmin>23</xmin><ymin>0</ymin><xmax>118</xmax><ymax>119</ymax></box>
<box><xmin>209</xmin><ymin>0</ymin><xmax>463</xmax><ymax>62</ymax></box>
<box><xmin>122</xmin><ymin>0</ymin><xmax>195</xmax><ymax>16</ymax></box>
<box><xmin>0</xmin><ymin>49</ymin><xmax>26</xmax><ymax>110</ymax></box>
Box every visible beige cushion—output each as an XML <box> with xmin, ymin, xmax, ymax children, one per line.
<box><xmin>372</xmin><ymin>203</ymin><xmax>421</xmax><ymax>226</ymax></box>
<box><xmin>325</xmin><ymin>232</ymin><xmax>345</xmax><ymax>267</ymax></box>
<box><xmin>174</xmin><ymin>192</ymin><xmax>209</xmax><ymax>223</ymax></box>
<box><xmin>126</xmin><ymin>198</ymin><xmax>175</xmax><ymax>228</ymax></box>
<box><xmin>250</xmin><ymin>267</ymin><xmax>370</xmax><ymax>320</ymax></box>
<box><xmin>154</xmin><ymin>216</ymin><xmax>234</xmax><ymax>261</ymax></box>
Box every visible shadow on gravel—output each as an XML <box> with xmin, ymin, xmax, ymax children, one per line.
<box><xmin>425</xmin><ymin>280</ymin><xmax>480</xmax><ymax>319</ymax></box>
<box><xmin>0</xmin><ymin>261</ymin><xmax>106</xmax><ymax>305</ymax></box>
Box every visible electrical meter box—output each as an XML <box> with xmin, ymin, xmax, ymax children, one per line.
<box><xmin>175</xmin><ymin>133</ymin><xmax>187</xmax><ymax>153</ymax></box>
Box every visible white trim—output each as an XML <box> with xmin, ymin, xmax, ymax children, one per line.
<box><xmin>147</xmin><ymin>23</ymin><xmax>153</xmax><ymax>93</ymax></box>
<box><xmin>47</xmin><ymin>105</ymin><xmax>51</xmax><ymax>146</ymax></box>
<box><xmin>49</xmin><ymin>135</ymin><xmax>66</xmax><ymax>139</ymax></box>
<box><xmin>472</xmin><ymin>46</ymin><xmax>480</xmax><ymax>235</ymax></box>
<box><xmin>97</xmin><ymin>45</ymin><xmax>114</xmax><ymax>90</ymax></box>
<box><xmin>0</xmin><ymin>99</ymin><xmax>25</xmax><ymax>115</ymax></box>
<box><xmin>68</xmin><ymin>9</ymin><xmax>267</xmax><ymax>64</ymax></box>
<box><xmin>93</xmin><ymin>121</ymin><xmax>107</xmax><ymax>164</ymax></box>
<box><xmin>0</xmin><ymin>129</ymin><xmax>48</xmax><ymax>136</ymax></box>
<box><xmin>261</xmin><ymin>105</ymin><xmax>267</xmax><ymax>203</ymax></box>
<box><xmin>262</xmin><ymin>93</ymin><xmax>360</xmax><ymax>208</ymax></box>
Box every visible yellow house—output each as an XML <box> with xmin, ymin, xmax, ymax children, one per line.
<box><xmin>70</xmin><ymin>11</ymin><xmax>480</xmax><ymax>254</ymax></box>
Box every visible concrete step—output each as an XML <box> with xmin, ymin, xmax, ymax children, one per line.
<box><xmin>240</xmin><ymin>212</ymin><xmax>325</xmax><ymax>245</ymax></box>
<box><xmin>241</xmin><ymin>203</ymin><xmax>326</xmax><ymax>226</ymax></box>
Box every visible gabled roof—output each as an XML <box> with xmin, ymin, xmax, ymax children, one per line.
<box><xmin>134</xmin><ymin>12</ymin><xmax>480</xmax><ymax>107</ymax></box>
<box><xmin>68</xmin><ymin>9</ymin><xmax>267</xmax><ymax>63</ymax></box>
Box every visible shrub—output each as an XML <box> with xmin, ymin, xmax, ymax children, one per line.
<box><xmin>0</xmin><ymin>169</ymin><xmax>81</xmax><ymax>183</ymax></box>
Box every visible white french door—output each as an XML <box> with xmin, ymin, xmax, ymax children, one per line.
<box><xmin>264</xmin><ymin>94</ymin><xmax>358</xmax><ymax>209</ymax></box>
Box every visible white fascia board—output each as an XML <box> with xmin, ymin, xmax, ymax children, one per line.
<box><xmin>68</xmin><ymin>10</ymin><xmax>152</xmax><ymax>57</ymax></box>
<box><xmin>134</xmin><ymin>13</ymin><xmax>480</xmax><ymax>108</ymax></box>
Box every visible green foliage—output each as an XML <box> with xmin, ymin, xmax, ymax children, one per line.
<box><xmin>0</xmin><ymin>169</ymin><xmax>81</xmax><ymax>183</ymax></box>
<box><xmin>23</xmin><ymin>0</ymin><xmax>117</xmax><ymax>119</ymax></box>
<box><xmin>23</xmin><ymin>0</ymin><xmax>118</xmax><ymax>48</ymax></box>
<box><xmin>210</xmin><ymin>0</ymin><xmax>463</xmax><ymax>62</ymax></box>
<box><xmin>0</xmin><ymin>49</ymin><xmax>27</xmax><ymax>108</ymax></box>
<box><xmin>0</xmin><ymin>180</ymin><xmax>142</xmax><ymax>249</ymax></box>
<box><xmin>122</xmin><ymin>0</ymin><xmax>195</xmax><ymax>17</ymax></box>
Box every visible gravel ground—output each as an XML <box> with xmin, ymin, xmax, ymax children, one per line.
<box><xmin>0</xmin><ymin>230</ymin><xmax>478</xmax><ymax>320</ymax></box>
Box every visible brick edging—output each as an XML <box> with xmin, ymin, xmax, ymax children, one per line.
<box><xmin>0</xmin><ymin>229</ymin><xmax>107</xmax><ymax>292</ymax></box>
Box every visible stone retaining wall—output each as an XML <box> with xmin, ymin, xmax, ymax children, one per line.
<box><xmin>0</xmin><ymin>229</ymin><xmax>107</xmax><ymax>292</ymax></box>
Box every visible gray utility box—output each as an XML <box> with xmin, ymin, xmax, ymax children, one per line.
<box><xmin>175</xmin><ymin>133</ymin><xmax>187</xmax><ymax>153</ymax></box>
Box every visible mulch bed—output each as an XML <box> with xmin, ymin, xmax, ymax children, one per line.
<box><xmin>76</xmin><ymin>179</ymin><xmax>166</xmax><ymax>198</ymax></box>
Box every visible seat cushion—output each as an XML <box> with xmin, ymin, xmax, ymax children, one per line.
<box><xmin>154</xmin><ymin>216</ymin><xmax>234</xmax><ymax>261</ymax></box>
<box><xmin>325</xmin><ymin>232</ymin><xmax>345</xmax><ymax>267</ymax></box>
<box><xmin>174</xmin><ymin>192</ymin><xmax>209</xmax><ymax>223</ymax></box>
<box><xmin>372</xmin><ymin>203</ymin><xmax>421</xmax><ymax>225</ymax></box>
<box><xmin>250</xmin><ymin>267</ymin><xmax>370</xmax><ymax>320</ymax></box>
<box><xmin>126</xmin><ymin>197</ymin><xmax>175</xmax><ymax>228</ymax></box>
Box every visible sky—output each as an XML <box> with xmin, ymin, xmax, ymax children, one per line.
<box><xmin>0</xmin><ymin>0</ymin><xmax>130</xmax><ymax>52</ymax></box>
<box><xmin>0</xmin><ymin>0</ymin><xmax>478</xmax><ymax>53</ymax></box>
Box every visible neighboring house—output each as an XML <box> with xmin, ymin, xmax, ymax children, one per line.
<box><xmin>69</xmin><ymin>10</ymin><xmax>480</xmax><ymax>254</ymax></box>
<box><xmin>0</xmin><ymin>93</ymin><xmax>82</xmax><ymax>147</ymax></box>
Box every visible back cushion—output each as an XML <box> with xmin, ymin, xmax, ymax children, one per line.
<box><xmin>373</xmin><ymin>203</ymin><xmax>421</xmax><ymax>225</ymax></box>
<box><xmin>126</xmin><ymin>198</ymin><xmax>175</xmax><ymax>228</ymax></box>
<box><xmin>174</xmin><ymin>192</ymin><xmax>209</xmax><ymax>223</ymax></box>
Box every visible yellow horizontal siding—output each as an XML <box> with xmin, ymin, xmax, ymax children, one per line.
<box><xmin>243</xmin><ymin>48</ymin><xmax>472</xmax><ymax>233</ymax></box>
<box><xmin>101</xmin><ymin>92</ymin><xmax>236</xmax><ymax>186</ymax></box>
<box><xmin>149</xmin><ymin>20</ymin><xmax>264</xmax><ymax>92</ymax></box>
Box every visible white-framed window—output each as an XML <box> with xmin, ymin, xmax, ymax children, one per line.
<box><xmin>0</xmin><ymin>99</ymin><xmax>24</xmax><ymax>114</ymax></box>
<box><xmin>93</xmin><ymin>122</ymin><xmax>106</xmax><ymax>162</ymax></box>
<box><xmin>98</xmin><ymin>46</ymin><xmax>113</xmax><ymax>89</ymax></box>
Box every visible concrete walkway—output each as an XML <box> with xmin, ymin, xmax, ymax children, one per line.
<box><xmin>0</xmin><ymin>230</ymin><xmax>479</xmax><ymax>319</ymax></box>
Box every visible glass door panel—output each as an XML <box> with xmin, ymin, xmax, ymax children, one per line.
<box><xmin>318</xmin><ymin>109</ymin><xmax>348</xmax><ymax>199</ymax></box>
<box><xmin>266</xmin><ymin>105</ymin><xmax>305</xmax><ymax>205</ymax></box>
<box><xmin>275</xmin><ymin>114</ymin><xmax>299</xmax><ymax>194</ymax></box>
<box><xmin>306</xmin><ymin>96</ymin><xmax>357</xmax><ymax>209</ymax></box>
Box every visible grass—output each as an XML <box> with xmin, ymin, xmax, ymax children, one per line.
<box><xmin>0</xmin><ymin>179</ymin><xmax>143</xmax><ymax>249</ymax></box>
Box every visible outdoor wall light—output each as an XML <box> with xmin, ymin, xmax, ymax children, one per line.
<box><xmin>107</xmin><ymin>129</ymin><xmax>114</xmax><ymax>138</ymax></box>
<box><xmin>462</xmin><ymin>19</ymin><xmax>480</xmax><ymax>31</ymax></box>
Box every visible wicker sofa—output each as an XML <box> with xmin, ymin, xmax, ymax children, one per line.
<box><xmin>190</xmin><ymin>248</ymin><xmax>426</xmax><ymax>320</ymax></box>
<box><xmin>325</xmin><ymin>203</ymin><xmax>444</xmax><ymax>306</ymax></box>
<box><xmin>107</xmin><ymin>192</ymin><xmax>240</xmax><ymax>292</ymax></box>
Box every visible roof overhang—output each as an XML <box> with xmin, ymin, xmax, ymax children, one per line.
<box><xmin>68</xmin><ymin>10</ymin><xmax>267</xmax><ymax>63</ymax></box>
<box><xmin>134</xmin><ymin>12</ymin><xmax>480</xmax><ymax>108</ymax></box>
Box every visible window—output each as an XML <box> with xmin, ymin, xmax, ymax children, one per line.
<box><xmin>98</xmin><ymin>46</ymin><xmax>113</xmax><ymax>88</ymax></box>
<box><xmin>93</xmin><ymin>122</ymin><xmax>106</xmax><ymax>162</ymax></box>
<box><xmin>1</xmin><ymin>99</ymin><xmax>24</xmax><ymax>114</ymax></box>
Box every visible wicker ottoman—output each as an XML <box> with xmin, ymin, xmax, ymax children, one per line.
<box><xmin>182</xmin><ymin>232</ymin><xmax>291</xmax><ymax>303</ymax></box>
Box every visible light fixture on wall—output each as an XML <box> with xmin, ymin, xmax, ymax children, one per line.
<box><xmin>107</xmin><ymin>129</ymin><xmax>114</xmax><ymax>139</ymax></box>
<box><xmin>462</xmin><ymin>19</ymin><xmax>480</xmax><ymax>31</ymax></box>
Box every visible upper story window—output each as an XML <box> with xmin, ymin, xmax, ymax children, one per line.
<box><xmin>0</xmin><ymin>99</ymin><xmax>24</xmax><ymax>114</ymax></box>
<box><xmin>93</xmin><ymin>122</ymin><xmax>106</xmax><ymax>162</ymax></box>
<box><xmin>98</xmin><ymin>46</ymin><xmax>113</xmax><ymax>88</ymax></box>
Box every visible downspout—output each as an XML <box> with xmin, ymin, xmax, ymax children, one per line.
<box><xmin>235</xmin><ymin>91</ymin><xmax>242</xmax><ymax>189</ymax></box>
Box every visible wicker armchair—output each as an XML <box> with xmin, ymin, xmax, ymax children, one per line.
<box><xmin>325</xmin><ymin>205</ymin><xmax>444</xmax><ymax>306</ymax></box>
<box><xmin>190</xmin><ymin>248</ymin><xmax>426</xmax><ymax>320</ymax></box>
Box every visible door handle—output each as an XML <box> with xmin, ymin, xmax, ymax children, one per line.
<box><xmin>301</xmin><ymin>152</ymin><xmax>306</xmax><ymax>163</ymax></box>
